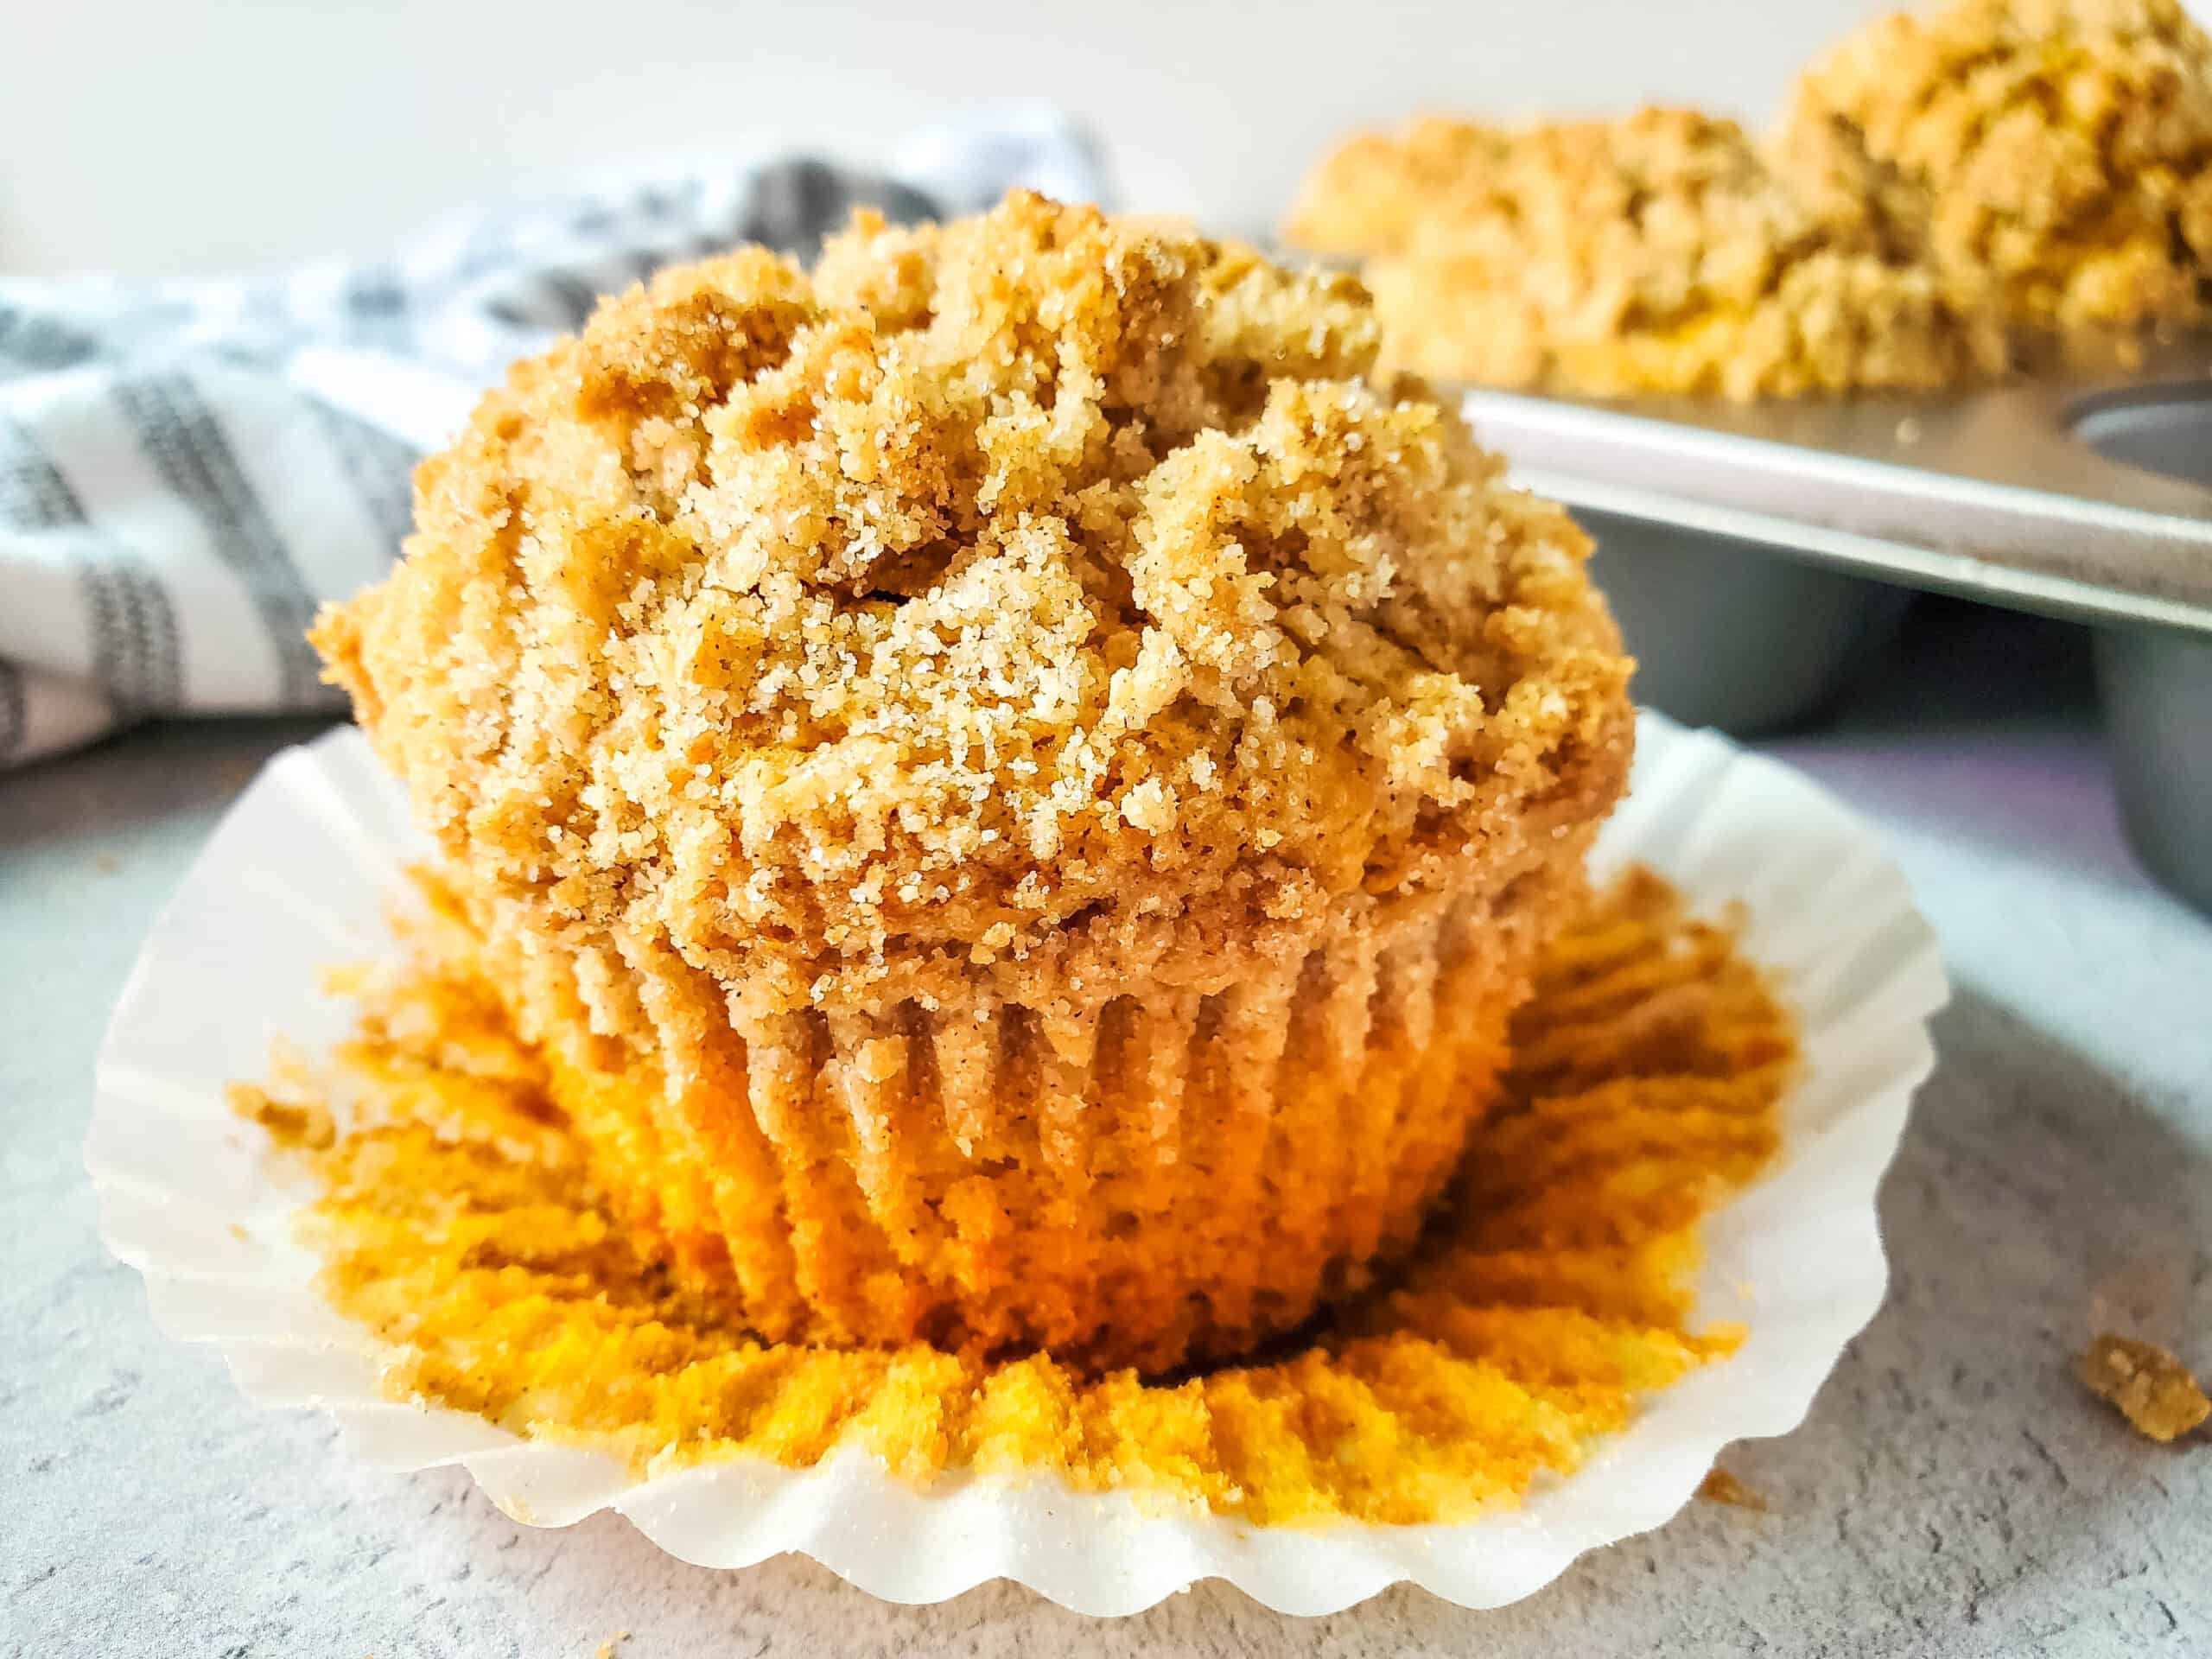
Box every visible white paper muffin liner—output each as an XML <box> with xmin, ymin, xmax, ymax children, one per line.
<box><xmin>87</xmin><ymin>711</ymin><xmax>1947</xmax><ymax>1617</ymax></box>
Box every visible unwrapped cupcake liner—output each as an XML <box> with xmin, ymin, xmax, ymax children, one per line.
<box><xmin>88</xmin><ymin>711</ymin><xmax>1946</xmax><ymax>1616</ymax></box>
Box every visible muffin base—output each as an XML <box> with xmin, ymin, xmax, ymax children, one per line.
<box><xmin>427</xmin><ymin>830</ymin><xmax>1596</xmax><ymax>1376</ymax></box>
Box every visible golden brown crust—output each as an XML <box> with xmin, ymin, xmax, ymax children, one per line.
<box><xmin>315</xmin><ymin>193</ymin><xmax>1630</xmax><ymax>1021</ymax></box>
<box><xmin>1286</xmin><ymin>109</ymin><xmax>2006</xmax><ymax>400</ymax></box>
<box><xmin>1780</xmin><ymin>0</ymin><xmax>2212</xmax><ymax>335</ymax></box>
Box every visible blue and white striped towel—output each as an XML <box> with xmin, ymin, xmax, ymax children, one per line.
<box><xmin>0</xmin><ymin>111</ymin><xmax>1107</xmax><ymax>766</ymax></box>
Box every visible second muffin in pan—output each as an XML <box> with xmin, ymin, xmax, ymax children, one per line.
<box><xmin>1287</xmin><ymin>107</ymin><xmax>2006</xmax><ymax>399</ymax></box>
<box><xmin>1779</xmin><ymin>0</ymin><xmax>2212</xmax><ymax>343</ymax></box>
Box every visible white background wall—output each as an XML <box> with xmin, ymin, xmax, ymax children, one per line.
<box><xmin>5</xmin><ymin>0</ymin><xmax>1910</xmax><ymax>278</ymax></box>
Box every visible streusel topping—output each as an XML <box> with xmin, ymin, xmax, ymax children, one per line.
<box><xmin>1781</xmin><ymin>0</ymin><xmax>2212</xmax><ymax>334</ymax></box>
<box><xmin>315</xmin><ymin>194</ymin><xmax>1625</xmax><ymax>1009</ymax></box>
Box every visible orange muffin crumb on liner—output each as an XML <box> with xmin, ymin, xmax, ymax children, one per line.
<box><xmin>234</xmin><ymin>865</ymin><xmax>1793</xmax><ymax>1529</ymax></box>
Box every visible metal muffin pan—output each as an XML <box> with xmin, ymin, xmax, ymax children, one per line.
<box><xmin>1458</xmin><ymin>345</ymin><xmax>2212</xmax><ymax>913</ymax></box>
<box><xmin>2077</xmin><ymin>391</ymin><xmax>2212</xmax><ymax>914</ymax></box>
<box><xmin>1579</xmin><ymin>511</ymin><xmax>1910</xmax><ymax>735</ymax></box>
<box><xmin>1462</xmin><ymin>338</ymin><xmax>2212</xmax><ymax>632</ymax></box>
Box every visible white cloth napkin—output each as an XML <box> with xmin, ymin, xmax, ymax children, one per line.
<box><xmin>0</xmin><ymin>111</ymin><xmax>1107</xmax><ymax>766</ymax></box>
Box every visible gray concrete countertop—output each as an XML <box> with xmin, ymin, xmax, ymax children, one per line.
<box><xmin>6</xmin><ymin>605</ymin><xmax>2209</xmax><ymax>1658</ymax></box>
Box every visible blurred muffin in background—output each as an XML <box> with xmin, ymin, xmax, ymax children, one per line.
<box><xmin>1779</xmin><ymin>0</ymin><xmax>2212</xmax><ymax>344</ymax></box>
<box><xmin>1287</xmin><ymin>107</ymin><xmax>2005</xmax><ymax>399</ymax></box>
<box><xmin>1282</xmin><ymin>116</ymin><xmax>1513</xmax><ymax>257</ymax></box>
<box><xmin>312</xmin><ymin>193</ymin><xmax>1635</xmax><ymax>1375</ymax></box>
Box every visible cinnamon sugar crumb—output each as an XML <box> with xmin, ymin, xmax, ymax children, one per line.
<box><xmin>241</xmin><ymin>866</ymin><xmax>1795</xmax><ymax>1528</ymax></box>
<box><xmin>2078</xmin><ymin>1332</ymin><xmax>2210</xmax><ymax>1441</ymax></box>
<box><xmin>1286</xmin><ymin>108</ymin><xmax>2005</xmax><ymax>399</ymax></box>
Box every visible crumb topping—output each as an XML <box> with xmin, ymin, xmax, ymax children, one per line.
<box><xmin>1287</xmin><ymin>108</ymin><xmax>2005</xmax><ymax>398</ymax></box>
<box><xmin>1781</xmin><ymin>0</ymin><xmax>2212</xmax><ymax>333</ymax></box>
<box><xmin>245</xmin><ymin>867</ymin><xmax>1792</xmax><ymax>1527</ymax></box>
<box><xmin>315</xmin><ymin>194</ymin><xmax>1625</xmax><ymax>1011</ymax></box>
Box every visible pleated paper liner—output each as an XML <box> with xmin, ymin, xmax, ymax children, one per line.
<box><xmin>89</xmin><ymin>713</ymin><xmax>1946</xmax><ymax>1616</ymax></box>
<box><xmin>450</xmin><ymin>830</ymin><xmax>1574</xmax><ymax>1376</ymax></box>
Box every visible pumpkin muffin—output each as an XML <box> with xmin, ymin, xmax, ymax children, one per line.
<box><xmin>1285</xmin><ymin>108</ymin><xmax>2006</xmax><ymax>399</ymax></box>
<box><xmin>1779</xmin><ymin>0</ymin><xmax>2212</xmax><ymax>340</ymax></box>
<box><xmin>311</xmin><ymin>192</ymin><xmax>1634</xmax><ymax>1373</ymax></box>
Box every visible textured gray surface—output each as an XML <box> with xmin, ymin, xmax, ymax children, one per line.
<box><xmin>6</xmin><ymin>609</ymin><xmax>2209</xmax><ymax>1657</ymax></box>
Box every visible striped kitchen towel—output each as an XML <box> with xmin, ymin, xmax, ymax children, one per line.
<box><xmin>0</xmin><ymin>111</ymin><xmax>1107</xmax><ymax>766</ymax></box>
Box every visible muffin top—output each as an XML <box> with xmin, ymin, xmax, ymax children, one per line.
<box><xmin>1281</xmin><ymin>117</ymin><xmax>1514</xmax><ymax>257</ymax></box>
<box><xmin>1289</xmin><ymin>108</ymin><xmax>2005</xmax><ymax>397</ymax></box>
<box><xmin>315</xmin><ymin>194</ymin><xmax>1628</xmax><ymax>1014</ymax></box>
<box><xmin>1780</xmin><ymin>0</ymin><xmax>2212</xmax><ymax>332</ymax></box>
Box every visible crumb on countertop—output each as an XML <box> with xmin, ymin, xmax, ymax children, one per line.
<box><xmin>1695</xmin><ymin>1465</ymin><xmax>1769</xmax><ymax>1510</ymax></box>
<box><xmin>2078</xmin><ymin>1332</ymin><xmax>2210</xmax><ymax>1442</ymax></box>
